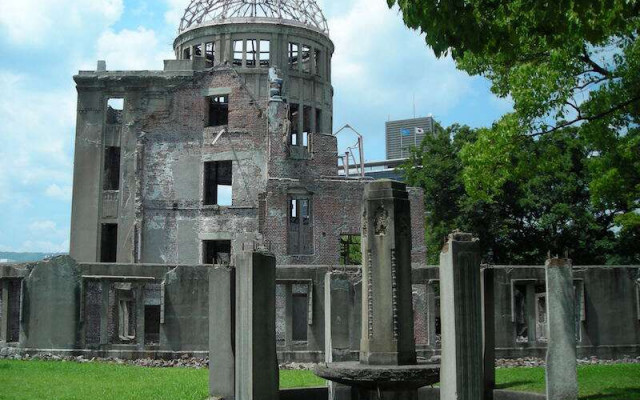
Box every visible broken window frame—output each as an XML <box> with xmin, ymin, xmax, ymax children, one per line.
<box><xmin>288</xmin><ymin>43</ymin><xmax>299</xmax><ymax>70</ymax></box>
<box><xmin>259</xmin><ymin>40</ymin><xmax>270</xmax><ymax>67</ymax></box>
<box><xmin>246</xmin><ymin>39</ymin><xmax>257</xmax><ymax>68</ymax></box>
<box><xmin>233</xmin><ymin>40</ymin><xmax>243</xmax><ymax>66</ymax></box>
<box><xmin>301</xmin><ymin>45</ymin><xmax>311</xmax><ymax>73</ymax></box>
<box><xmin>202</xmin><ymin>240</ymin><xmax>232</xmax><ymax>265</ymax></box>
<box><xmin>314</xmin><ymin>48</ymin><xmax>321</xmax><ymax>75</ymax></box>
<box><xmin>339</xmin><ymin>234</ymin><xmax>362</xmax><ymax>265</ymax></box>
<box><xmin>203</xmin><ymin>160</ymin><xmax>233</xmax><ymax>206</ymax></box>
<box><xmin>207</xmin><ymin>95</ymin><xmax>229</xmax><ymax>127</ymax></box>
<box><xmin>287</xmin><ymin>195</ymin><xmax>313</xmax><ymax>255</ymax></box>
<box><xmin>289</xmin><ymin>103</ymin><xmax>300</xmax><ymax>146</ymax></box>
<box><xmin>194</xmin><ymin>44</ymin><xmax>203</xmax><ymax>58</ymax></box>
<box><xmin>205</xmin><ymin>42</ymin><xmax>215</xmax><ymax>67</ymax></box>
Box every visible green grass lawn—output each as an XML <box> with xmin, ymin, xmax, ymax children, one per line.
<box><xmin>0</xmin><ymin>360</ymin><xmax>638</xmax><ymax>400</ymax></box>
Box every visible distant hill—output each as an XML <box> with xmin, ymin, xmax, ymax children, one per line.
<box><xmin>0</xmin><ymin>252</ymin><xmax>67</xmax><ymax>263</ymax></box>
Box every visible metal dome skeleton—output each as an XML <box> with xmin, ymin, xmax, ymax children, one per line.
<box><xmin>179</xmin><ymin>0</ymin><xmax>329</xmax><ymax>34</ymax></box>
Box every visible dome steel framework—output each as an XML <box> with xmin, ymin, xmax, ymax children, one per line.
<box><xmin>179</xmin><ymin>0</ymin><xmax>329</xmax><ymax>34</ymax></box>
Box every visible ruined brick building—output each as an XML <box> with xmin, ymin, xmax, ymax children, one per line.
<box><xmin>68</xmin><ymin>0</ymin><xmax>426</xmax><ymax>267</ymax></box>
<box><xmin>0</xmin><ymin>0</ymin><xmax>638</xmax><ymax>362</ymax></box>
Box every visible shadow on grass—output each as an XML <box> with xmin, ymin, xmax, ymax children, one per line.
<box><xmin>495</xmin><ymin>380</ymin><xmax>537</xmax><ymax>390</ymax></box>
<box><xmin>581</xmin><ymin>388</ymin><xmax>640</xmax><ymax>400</ymax></box>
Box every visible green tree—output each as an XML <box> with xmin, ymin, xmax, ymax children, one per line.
<box><xmin>389</xmin><ymin>0</ymin><xmax>639</xmax><ymax>262</ymax></box>
<box><xmin>403</xmin><ymin>124</ymin><xmax>617</xmax><ymax>264</ymax></box>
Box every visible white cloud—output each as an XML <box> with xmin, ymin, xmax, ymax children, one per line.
<box><xmin>165</xmin><ymin>0</ymin><xmax>188</xmax><ymax>28</ymax></box>
<box><xmin>0</xmin><ymin>71</ymin><xmax>75</xmax><ymax>204</ymax></box>
<box><xmin>45</xmin><ymin>184</ymin><xmax>73</xmax><ymax>201</ymax></box>
<box><xmin>0</xmin><ymin>0</ymin><xmax>124</xmax><ymax>45</ymax></box>
<box><xmin>96</xmin><ymin>27</ymin><xmax>175</xmax><ymax>70</ymax></box>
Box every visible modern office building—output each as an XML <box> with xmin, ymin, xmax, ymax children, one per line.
<box><xmin>385</xmin><ymin>116</ymin><xmax>434</xmax><ymax>159</ymax></box>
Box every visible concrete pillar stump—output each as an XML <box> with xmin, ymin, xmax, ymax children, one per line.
<box><xmin>545</xmin><ymin>258</ymin><xmax>578</xmax><ymax>400</ymax></box>
<box><xmin>439</xmin><ymin>232</ymin><xmax>483</xmax><ymax>400</ymax></box>
<box><xmin>209</xmin><ymin>266</ymin><xmax>235</xmax><ymax>400</ymax></box>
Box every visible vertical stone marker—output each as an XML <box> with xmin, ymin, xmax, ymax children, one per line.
<box><xmin>439</xmin><ymin>232</ymin><xmax>483</xmax><ymax>400</ymax></box>
<box><xmin>545</xmin><ymin>258</ymin><xmax>578</xmax><ymax>400</ymax></box>
<box><xmin>234</xmin><ymin>251</ymin><xmax>279</xmax><ymax>400</ymax></box>
<box><xmin>360</xmin><ymin>179</ymin><xmax>416</xmax><ymax>366</ymax></box>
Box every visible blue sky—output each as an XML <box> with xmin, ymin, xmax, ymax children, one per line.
<box><xmin>0</xmin><ymin>0</ymin><xmax>511</xmax><ymax>253</ymax></box>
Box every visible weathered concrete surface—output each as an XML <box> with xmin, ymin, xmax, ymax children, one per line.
<box><xmin>20</xmin><ymin>256</ymin><xmax>81</xmax><ymax>350</ymax></box>
<box><xmin>418</xmin><ymin>388</ymin><xmax>545</xmax><ymax>400</ymax></box>
<box><xmin>360</xmin><ymin>180</ymin><xmax>416</xmax><ymax>366</ymax></box>
<box><xmin>209</xmin><ymin>266</ymin><xmax>235</xmax><ymax>400</ymax></box>
<box><xmin>545</xmin><ymin>258</ymin><xmax>578</xmax><ymax>400</ymax></box>
<box><xmin>161</xmin><ymin>266</ymin><xmax>209</xmax><ymax>351</ymax></box>
<box><xmin>235</xmin><ymin>251</ymin><xmax>279</xmax><ymax>400</ymax></box>
<box><xmin>314</xmin><ymin>361</ymin><xmax>439</xmax><ymax>390</ymax></box>
<box><xmin>439</xmin><ymin>232</ymin><xmax>483</xmax><ymax>400</ymax></box>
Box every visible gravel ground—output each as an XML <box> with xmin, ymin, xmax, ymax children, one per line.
<box><xmin>1</xmin><ymin>348</ymin><xmax>639</xmax><ymax>369</ymax></box>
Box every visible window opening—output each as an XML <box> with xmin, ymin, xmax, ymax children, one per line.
<box><xmin>207</xmin><ymin>95</ymin><xmax>229</xmax><ymax>127</ymax></box>
<box><xmin>301</xmin><ymin>45</ymin><xmax>311</xmax><ymax>73</ymax></box>
<box><xmin>315</xmin><ymin>109</ymin><xmax>322</xmax><ymax>134</ymax></box>
<box><xmin>289</xmin><ymin>104</ymin><xmax>299</xmax><ymax>145</ymax></box>
<box><xmin>314</xmin><ymin>49</ymin><xmax>321</xmax><ymax>75</ymax></box>
<box><xmin>233</xmin><ymin>40</ymin><xmax>243</xmax><ymax>66</ymax></box>
<box><xmin>204</xmin><ymin>161</ymin><xmax>232</xmax><ymax>206</ymax></box>
<box><xmin>535</xmin><ymin>284</ymin><xmax>547</xmax><ymax>342</ymax></box>
<box><xmin>288</xmin><ymin>43</ymin><xmax>299</xmax><ymax>69</ymax></box>
<box><xmin>303</xmin><ymin>105</ymin><xmax>312</xmax><ymax>139</ymax></box>
<box><xmin>144</xmin><ymin>305</ymin><xmax>161</xmax><ymax>344</ymax></box>
<box><xmin>203</xmin><ymin>240</ymin><xmax>231</xmax><ymax>264</ymax></box>
<box><xmin>259</xmin><ymin>40</ymin><xmax>270</xmax><ymax>67</ymax></box>
<box><xmin>183</xmin><ymin>47</ymin><xmax>191</xmax><ymax>60</ymax></box>
<box><xmin>106</xmin><ymin>98</ymin><xmax>124</xmax><ymax>124</ymax></box>
<box><xmin>100</xmin><ymin>223</ymin><xmax>118</xmax><ymax>263</ymax></box>
<box><xmin>205</xmin><ymin>42</ymin><xmax>215</xmax><ymax>66</ymax></box>
<box><xmin>246</xmin><ymin>39</ymin><xmax>257</xmax><ymax>67</ymax></box>
<box><xmin>103</xmin><ymin>147</ymin><xmax>121</xmax><ymax>191</ymax></box>
<box><xmin>292</xmin><ymin>284</ymin><xmax>309</xmax><ymax>342</ymax></box>
<box><xmin>194</xmin><ymin>44</ymin><xmax>203</xmax><ymax>58</ymax></box>
<box><xmin>340</xmin><ymin>234</ymin><xmax>362</xmax><ymax>265</ymax></box>
<box><xmin>118</xmin><ymin>295</ymin><xmax>135</xmax><ymax>341</ymax></box>
<box><xmin>513</xmin><ymin>283</ymin><xmax>528</xmax><ymax>343</ymax></box>
<box><xmin>288</xmin><ymin>197</ymin><xmax>313</xmax><ymax>254</ymax></box>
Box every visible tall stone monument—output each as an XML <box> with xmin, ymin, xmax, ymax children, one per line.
<box><xmin>360</xmin><ymin>179</ymin><xmax>416</xmax><ymax>366</ymax></box>
<box><xmin>315</xmin><ymin>180</ymin><xmax>439</xmax><ymax>400</ymax></box>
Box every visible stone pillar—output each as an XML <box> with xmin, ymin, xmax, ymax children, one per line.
<box><xmin>545</xmin><ymin>258</ymin><xmax>578</xmax><ymax>400</ymax></box>
<box><xmin>360</xmin><ymin>180</ymin><xmax>416</xmax><ymax>366</ymax></box>
<box><xmin>100</xmin><ymin>281</ymin><xmax>110</xmax><ymax>346</ymax></box>
<box><xmin>439</xmin><ymin>232</ymin><xmax>483</xmax><ymax>400</ymax></box>
<box><xmin>482</xmin><ymin>268</ymin><xmax>496</xmax><ymax>400</ymax></box>
<box><xmin>209</xmin><ymin>266</ymin><xmax>235</xmax><ymax>400</ymax></box>
<box><xmin>136</xmin><ymin>283</ymin><xmax>145</xmax><ymax>351</ymax></box>
<box><xmin>325</xmin><ymin>272</ymin><xmax>354</xmax><ymax>400</ymax></box>
<box><xmin>0</xmin><ymin>280</ymin><xmax>8</xmax><ymax>343</ymax></box>
<box><xmin>235</xmin><ymin>251</ymin><xmax>279</xmax><ymax>400</ymax></box>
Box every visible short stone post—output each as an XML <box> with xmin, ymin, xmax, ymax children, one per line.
<box><xmin>360</xmin><ymin>180</ymin><xmax>416</xmax><ymax>366</ymax></box>
<box><xmin>482</xmin><ymin>268</ymin><xmax>496</xmax><ymax>400</ymax></box>
<box><xmin>545</xmin><ymin>258</ymin><xmax>578</xmax><ymax>400</ymax></box>
<box><xmin>439</xmin><ymin>232</ymin><xmax>483</xmax><ymax>400</ymax></box>
<box><xmin>209</xmin><ymin>266</ymin><xmax>235</xmax><ymax>400</ymax></box>
<box><xmin>234</xmin><ymin>251</ymin><xmax>279</xmax><ymax>400</ymax></box>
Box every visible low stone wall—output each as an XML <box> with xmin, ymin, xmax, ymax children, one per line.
<box><xmin>1</xmin><ymin>258</ymin><xmax>638</xmax><ymax>362</ymax></box>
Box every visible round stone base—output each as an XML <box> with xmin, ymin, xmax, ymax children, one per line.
<box><xmin>313</xmin><ymin>361</ymin><xmax>440</xmax><ymax>390</ymax></box>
